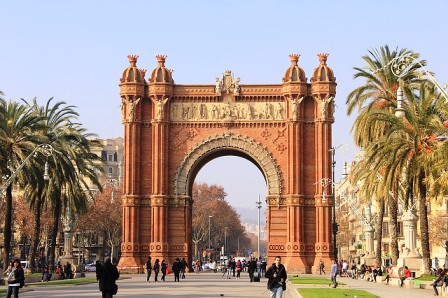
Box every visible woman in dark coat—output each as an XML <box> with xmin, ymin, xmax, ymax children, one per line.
<box><xmin>6</xmin><ymin>258</ymin><xmax>25</xmax><ymax>298</ymax></box>
<box><xmin>153</xmin><ymin>259</ymin><xmax>160</xmax><ymax>282</ymax></box>
<box><xmin>96</xmin><ymin>257</ymin><xmax>119</xmax><ymax>298</ymax></box>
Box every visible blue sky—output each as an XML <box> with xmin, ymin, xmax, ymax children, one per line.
<box><xmin>1</xmin><ymin>0</ymin><xmax>447</xmax><ymax>211</ymax></box>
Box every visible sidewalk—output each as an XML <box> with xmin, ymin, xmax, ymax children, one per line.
<box><xmin>10</xmin><ymin>271</ymin><xmax>299</xmax><ymax>298</ymax></box>
<box><xmin>289</xmin><ymin>274</ymin><xmax>437</xmax><ymax>298</ymax></box>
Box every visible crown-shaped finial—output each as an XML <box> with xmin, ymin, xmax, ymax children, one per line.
<box><xmin>127</xmin><ymin>55</ymin><xmax>139</xmax><ymax>66</ymax></box>
<box><xmin>156</xmin><ymin>55</ymin><xmax>167</xmax><ymax>66</ymax></box>
<box><xmin>289</xmin><ymin>54</ymin><xmax>300</xmax><ymax>65</ymax></box>
<box><xmin>317</xmin><ymin>53</ymin><xmax>329</xmax><ymax>64</ymax></box>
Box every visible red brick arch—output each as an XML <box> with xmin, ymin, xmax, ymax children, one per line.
<box><xmin>117</xmin><ymin>54</ymin><xmax>336</xmax><ymax>273</ymax></box>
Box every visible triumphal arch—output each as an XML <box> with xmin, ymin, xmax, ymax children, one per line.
<box><xmin>118</xmin><ymin>53</ymin><xmax>336</xmax><ymax>273</ymax></box>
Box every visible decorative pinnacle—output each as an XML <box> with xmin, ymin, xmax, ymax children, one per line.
<box><xmin>127</xmin><ymin>55</ymin><xmax>139</xmax><ymax>66</ymax></box>
<box><xmin>289</xmin><ymin>54</ymin><xmax>300</xmax><ymax>65</ymax></box>
<box><xmin>317</xmin><ymin>53</ymin><xmax>329</xmax><ymax>64</ymax></box>
<box><xmin>156</xmin><ymin>55</ymin><xmax>167</xmax><ymax>66</ymax></box>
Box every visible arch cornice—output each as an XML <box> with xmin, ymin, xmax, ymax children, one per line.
<box><xmin>174</xmin><ymin>132</ymin><xmax>282</xmax><ymax>197</ymax></box>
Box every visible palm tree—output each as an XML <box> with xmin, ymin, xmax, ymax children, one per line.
<box><xmin>0</xmin><ymin>99</ymin><xmax>45</xmax><ymax>263</ymax></box>
<box><xmin>22</xmin><ymin>97</ymin><xmax>103</xmax><ymax>271</ymax></box>
<box><xmin>346</xmin><ymin>45</ymin><xmax>426</xmax><ymax>265</ymax></box>
<box><xmin>361</xmin><ymin>82</ymin><xmax>448</xmax><ymax>274</ymax></box>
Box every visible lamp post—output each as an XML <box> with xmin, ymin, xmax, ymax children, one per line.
<box><xmin>256</xmin><ymin>195</ymin><xmax>262</xmax><ymax>259</ymax></box>
<box><xmin>0</xmin><ymin>143</ymin><xmax>56</xmax><ymax>196</ymax></box>
<box><xmin>391</xmin><ymin>54</ymin><xmax>448</xmax><ymax>118</ymax></box>
<box><xmin>224</xmin><ymin>227</ymin><xmax>228</xmax><ymax>257</ymax></box>
<box><xmin>329</xmin><ymin>145</ymin><xmax>345</xmax><ymax>261</ymax></box>
<box><xmin>208</xmin><ymin>216</ymin><xmax>213</xmax><ymax>251</ymax></box>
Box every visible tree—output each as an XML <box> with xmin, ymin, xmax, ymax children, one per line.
<box><xmin>360</xmin><ymin>82</ymin><xmax>448</xmax><ymax>273</ymax></box>
<box><xmin>76</xmin><ymin>183</ymin><xmax>122</xmax><ymax>262</ymax></box>
<box><xmin>346</xmin><ymin>46</ymin><xmax>426</xmax><ymax>265</ymax></box>
<box><xmin>21</xmin><ymin>97</ymin><xmax>103</xmax><ymax>271</ymax></box>
<box><xmin>0</xmin><ymin>99</ymin><xmax>45</xmax><ymax>263</ymax></box>
<box><xmin>191</xmin><ymin>182</ymin><xmax>250</xmax><ymax>261</ymax></box>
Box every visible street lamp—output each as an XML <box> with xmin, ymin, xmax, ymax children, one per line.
<box><xmin>391</xmin><ymin>54</ymin><xmax>448</xmax><ymax>118</ymax></box>
<box><xmin>256</xmin><ymin>195</ymin><xmax>262</xmax><ymax>259</ymax></box>
<box><xmin>208</xmin><ymin>216</ymin><xmax>213</xmax><ymax>251</ymax></box>
<box><xmin>329</xmin><ymin>144</ymin><xmax>346</xmax><ymax>261</ymax></box>
<box><xmin>224</xmin><ymin>227</ymin><xmax>229</xmax><ymax>257</ymax></box>
<box><xmin>0</xmin><ymin>144</ymin><xmax>57</xmax><ymax>196</ymax></box>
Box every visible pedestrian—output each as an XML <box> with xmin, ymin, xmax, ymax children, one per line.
<box><xmin>64</xmin><ymin>262</ymin><xmax>72</xmax><ymax>279</ymax></box>
<box><xmin>161</xmin><ymin>260</ymin><xmax>167</xmax><ymax>282</ymax></box>
<box><xmin>248</xmin><ymin>257</ymin><xmax>257</xmax><ymax>282</ymax></box>
<box><xmin>180</xmin><ymin>257</ymin><xmax>187</xmax><ymax>279</ymax></box>
<box><xmin>236</xmin><ymin>259</ymin><xmax>242</xmax><ymax>279</ymax></box>
<box><xmin>145</xmin><ymin>256</ymin><xmax>152</xmax><ymax>283</ymax></box>
<box><xmin>265</xmin><ymin>256</ymin><xmax>287</xmax><ymax>298</ymax></box>
<box><xmin>96</xmin><ymin>257</ymin><xmax>119</xmax><ymax>298</ymax></box>
<box><xmin>153</xmin><ymin>259</ymin><xmax>160</xmax><ymax>282</ymax></box>
<box><xmin>319</xmin><ymin>259</ymin><xmax>325</xmax><ymax>275</ymax></box>
<box><xmin>6</xmin><ymin>258</ymin><xmax>25</xmax><ymax>298</ymax></box>
<box><xmin>172</xmin><ymin>258</ymin><xmax>182</xmax><ymax>282</ymax></box>
<box><xmin>330</xmin><ymin>259</ymin><xmax>338</xmax><ymax>288</ymax></box>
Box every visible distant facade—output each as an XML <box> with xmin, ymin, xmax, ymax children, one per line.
<box><xmin>118</xmin><ymin>53</ymin><xmax>337</xmax><ymax>273</ymax></box>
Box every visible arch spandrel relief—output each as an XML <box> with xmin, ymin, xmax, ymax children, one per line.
<box><xmin>173</xmin><ymin>133</ymin><xmax>282</xmax><ymax>197</ymax></box>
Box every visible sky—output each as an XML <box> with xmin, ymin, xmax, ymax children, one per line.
<box><xmin>1</xmin><ymin>0</ymin><xmax>447</xmax><ymax>215</ymax></box>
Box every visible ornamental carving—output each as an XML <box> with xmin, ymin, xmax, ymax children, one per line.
<box><xmin>170</xmin><ymin>101</ymin><xmax>285</xmax><ymax>122</ymax></box>
<box><xmin>174</xmin><ymin>132</ymin><xmax>282</xmax><ymax>197</ymax></box>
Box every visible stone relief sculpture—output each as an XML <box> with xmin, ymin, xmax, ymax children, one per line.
<box><xmin>123</xmin><ymin>96</ymin><xmax>141</xmax><ymax>121</ymax></box>
<box><xmin>151</xmin><ymin>97</ymin><xmax>169</xmax><ymax>120</ymax></box>
<box><xmin>316</xmin><ymin>95</ymin><xmax>333</xmax><ymax>119</ymax></box>
<box><xmin>289</xmin><ymin>96</ymin><xmax>304</xmax><ymax>120</ymax></box>
<box><xmin>233</xmin><ymin>77</ymin><xmax>240</xmax><ymax>94</ymax></box>
<box><xmin>170</xmin><ymin>102</ymin><xmax>286</xmax><ymax>122</ymax></box>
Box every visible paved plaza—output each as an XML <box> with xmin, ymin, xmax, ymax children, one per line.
<box><xmin>1</xmin><ymin>271</ymin><xmax>441</xmax><ymax>297</ymax></box>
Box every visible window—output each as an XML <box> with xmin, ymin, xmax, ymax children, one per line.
<box><xmin>101</xmin><ymin>150</ymin><xmax>107</xmax><ymax>161</ymax></box>
<box><xmin>108</xmin><ymin>154</ymin><xmax>113</xmax><ymax>161</ymax></box>
<box><xmin>108</xmin><ymin>167</ymin><xmax>113</xmax><ymax>177</ymax></box>
<box><xmin>382</xmin><ymin>222</ymin><xmax>389</xmax><ymax>237</ymax></box>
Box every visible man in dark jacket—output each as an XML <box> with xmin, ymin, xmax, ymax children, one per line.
<box><xmin>96</xmin><ymin>257</ymin><xmax>119</xmax><ymax>298</ymax></box>
<box><xmin>172</xmin><ymin>258</ymin><xmax>182</xmax><ymax>282</ymax></box>
<box><xmin>248</xmin><ymin>257</ymin><xmax>258</xmax><ymax>282</ymax></box>
<box><xmin>265</xmin><ymin>256</ymin><xmax>287</xmax><ymax>298</ymax></box>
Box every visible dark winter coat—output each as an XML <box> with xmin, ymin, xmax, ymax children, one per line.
<box><xmin>97</xmin><ymin>262</ymin><xmax>119</xmax><ymax>294</ymax></box>
<box><xmin>265</xmin><ymin>263</ymin><xmax>287</xmax><ymax>291</ymax></box>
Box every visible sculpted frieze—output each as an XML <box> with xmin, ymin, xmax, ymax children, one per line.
<box><xmin>170</xmin><ymin>101</ymin><xmax>285</xmax><ymax>122</ymax></box>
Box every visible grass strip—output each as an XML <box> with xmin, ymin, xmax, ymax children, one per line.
<box><xmin>289</xmin><ymin>276</ymin><xmax>345</xmax><ymax>285</ymax></box>
<box><xmin>298</xmin><ymin>288</ymin><xmax>379</xmax><ymax>298</ymax></box>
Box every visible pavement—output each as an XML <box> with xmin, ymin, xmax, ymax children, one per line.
<box><xmin>1</xmin><ymin>271</ymin><xmax>440</xmax><ymax>298</ymax></box>
<box><xmin>3</xmin><ymin>271</ymin><xmax>298</xmax><ymax>298</ymax></box>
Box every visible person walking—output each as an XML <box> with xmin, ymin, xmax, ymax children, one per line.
<box><xmin>145</xmin><ymin>256</ymin><xmax>152</xmax><ymax>283</ymax></box>
<box><xmin>180</xmin><ymin>258</ymin><xmax>187</xmax><ymax>279</ymax></box>
<box><xmin>236</xmin><ymin>259</ymin><xmax>242</xmax><ymax>279</ymax></box>
<box><xmin>319</xmin><ymin>259</ymin><xmax>326</xmax><ymax>275</ymax></box>
<box><xmin>96</xmin><ymin>257</ymin><xmax>119</xmax><ymax>298</ymax></box>
<box><xmin>172</xmin><ymin>258</ymin><xmax>182</xmax><ymax>282</ymax></box>
<box><xmin>248</xmin><ymin>257</ymin><xmax>257</xmax><ymax>282</ymax></box>
<box><xmin>6</xmin><ymin>258</ymin><xmax>25</xmax><ymax>298</ymax></box>
<box><xmin>265</xmin><ymin>256</ymin><xmax>287</xmax><ymax>298</ymax></box>
<box><xmin>153</xmin><ymin>259</ymin><xmax>160</xmax><ymax>282</ymax></box>
<box><xmin>161</xmin><ymin>260</ymin><xmax>167</xmax><ymax>282</ymax></box>
<box><xmin>330</xmin><ymin>259</ymin><xmax>338</xmax><ymax>288</ymax></box>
